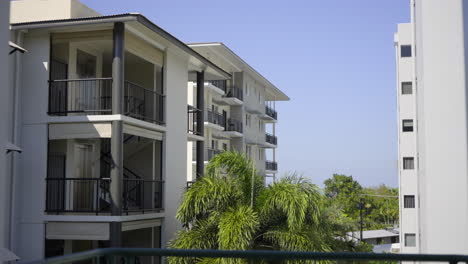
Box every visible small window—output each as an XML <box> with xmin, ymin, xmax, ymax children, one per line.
<box><xmin>405</xmin><ymin>233</ymin><xmax>416</xmax><ymax>247</ymax></box>
<box><xmin>402</xmin><ymin>82</ymin><xmax>413</xmax><ymax>95</ymax></box>
<box><xmin>401</xmin><ymin>45</ymin><xmax>412</xmax><ymax>57</ymax></box>
<box><xmin>404</xmin><ymin>195</ymin><xmax>415</xmax><ymax>208</ymax></box>
<box><xmin>402</xmin><ymin>119</ymin><xmax>414</xmax><ymax>132</ymax></box>
<box><xmin>222</xmin><ymin>143</ymin><xmax>227</xmax><ymax>151</ymax></box>
<box><xmin>403</xmin><ymin>157</ymin><xmax>414</xmax><ymax>170</ymax></box>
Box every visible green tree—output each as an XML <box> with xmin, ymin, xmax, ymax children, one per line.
<box><xmin>323</xmin><ymin>174</ymin><xmax>363</xmax><ymax>219</ymax></box>
<box><xmin>169</xmin><ymin>152</ymin><xmax>346</xmax><ymax>264</ymax></box>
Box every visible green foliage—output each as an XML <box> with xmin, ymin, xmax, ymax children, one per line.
<box><xmin>324</xmin><ymin>174</ymin><xmax>399</xmax><ymax>230</ymax></box>
<box><xmin>169</xmin><ymin>151</ymin><xmax>356</xmax><ymax>264</ymax></box>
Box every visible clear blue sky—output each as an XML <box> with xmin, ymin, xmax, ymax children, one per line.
<box><xmin>81</xmin><ymin>0</ymin><xmax>410</xmax><ymax>187</ymax></box>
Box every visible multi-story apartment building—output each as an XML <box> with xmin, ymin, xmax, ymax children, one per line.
<box><xmin>396</xmin><ymin>0</ymin><xmax>468</xmax><ymax>254</ymax></box>
<box><xmin>186</xmin><ymin>43</ymin><xmax>289</xmax><ymax>183</ymax></box>
<box><xmin>4</xmin><ymin>0</ymin><xmax>230</xmax><ymax>261</ymax></box>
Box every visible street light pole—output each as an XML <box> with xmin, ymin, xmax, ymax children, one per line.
<box><xmin>359</xmin><ymin>197</ymin><xmax>363</xmax><ymax>242</ymax></box>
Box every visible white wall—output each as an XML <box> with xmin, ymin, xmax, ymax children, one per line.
<box><xmin>161</xmin><ymin>49</ymin><xmax>189</xmax><ymax>246</ymax></box>
<box><xmin>415</xmin><ymin>0</ymin><xmax>468</xmax><ymax>254</ymax></box>
<box><xmin>395</xmin><ymin>23</ymin><xmax>420</xmax><ymax>254</ymax></box>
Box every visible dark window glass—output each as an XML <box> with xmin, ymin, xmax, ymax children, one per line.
<box><xmin>404</xmin><ymin>195</ymin><xmax>416</xmax><ymax>208</ymax></box>
<box><xmin>401</xmin><ymin>45</ymin><xmax>412</xmax><ymax>57</ymax></box>
<box><xmin>403</xmin><ymin>157</ymin><xmax>414</xmax><ymax>170</ymax></box>
<box><xmin>402</xmin><ymin>82</ymin><xmax>413</xmax><ymax>95</ymax></box>
<box><xmin>405</xmin><ymin>233</ymin><xmax>416</xmax><ymax>247</ymax></box>
<box><xmin>402</xmin><ymin>119</ymin><xmax>414</xmax><ymax>132</ymax></box>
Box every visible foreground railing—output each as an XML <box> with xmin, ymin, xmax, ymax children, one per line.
<box><xmin>124</xmin><ymin>81</ymin><xmax>165</xmax><ymax>125</ymax></box>
<box><xmin>24</xmin><ymin>248</ymin><xmax>468</xmax><ymax>264</ymax></box>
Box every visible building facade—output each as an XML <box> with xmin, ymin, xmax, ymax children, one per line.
<box><xmin>185</xmin><ymin>43</ymin><xmax>289</xmax><ymax>184</ymax></box>
<box><xmin>5</xmin><ymin>0</ymin><xmax>229</xmax><ymax>261</ymax></box>
<box><xmin>396</xmin><ymin>0</ymin><xmax>468</xmax><ymax>254</ymax></box>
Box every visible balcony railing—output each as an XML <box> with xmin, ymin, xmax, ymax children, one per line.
<box><xmin>205</xmin><ymin>108</ymin><xmax>226</xmax><ymax>127</ymax></box>
<box><xmin>187</xmin><ymin>105</ymin><xmax>202</xmax><ymax>136</ymax></box>
<box><xmin>124</xmin><ymin>81</ymin><xmax>165</xmax><ymax>125</ymax></box>
<box><xmin>265</xmin><ymin>105</ymin><xmax>278</xmax><ymax>120</ymax></box>
<box><xmin>207</xmin><ymin>148</ymin><xmax>222</xmax><ymax>161</ymax></box>
<box><xmin>225</xmin><ymin>86</ymin><xmax>243</xmax><ymax>101</ymax></box>
<box><xmin>48</xmin><ymin>78</ymin><xmax>165</xmax><ymax>124</ymax></box>
<box><xmin>265</xmin><ymin>160</ymin><xmax>278</xmax><ymax>171</ymax></box>
<box><xmin>207</xmin><ymin>80</ymin><xmax>227</xmax><ymax>92</ymax></box>
<box><xmin>265</xmin><ymin>133</ymin><xmax>278</xmax><ymax>145</ymax></box>
<box><xmin>29</xmin><ymin>247</ymin><xmax>468</xmax><ymax>264</ymax></box>
<box><xmin>45</xmin><ymin>178</ymin><xmax>163</xmax><ymax>215</ymax></box>
<box><xmin>225</xmin><ymin>118</ymin><xmax>243</xmax><ymax>133</ymax></box>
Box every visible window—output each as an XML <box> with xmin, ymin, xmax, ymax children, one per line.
<box><xmin>258</xmin><ymin>120</ymin><xmax>263</xmax><ymax>132</ymax></box>
<box><xmin>405</xmin><ymin>233</ymin><xmax>416</xmax><ymax>247</ymax></box>
<box><xmin>402</xmin><ymin>119</ymin><xmax>414</xmax><ymax>132</ymax></box>
<box><xmin>258</xmin><ymin>148</ymin><xmax>263</xmax><ymax>160</ymax></box>
<box><xmin>245</xmin><ymin>83</ymin><xmax>249</xmax><ymax>96</ymax></box>
<box><xmin>404</xmin><ymin>195</ymin><xmax>415</xmax><ymax>208</ymax></box>
<box><xmin>222</xmin><ymin>143</ymin><xmax>228</xmax><ymax>151</ymax></box>
<box><xmin>401</xmin><ymin>45</ymin><xmax>412</xmax><ymax>57</ymax></box>
<box><xmin>246</xmin><ymin>114</ymin><xmax>251</xmax><ymax>127</ymax></box>
<box><xmin>246</xmin><ymin>145</ymin><xmax>252</xmax><ymax>159</ymax></box>
<box><xmin>403</xmin><ymin>157</ymin><xmax>415</xmax><ymax>170</ymax></box>
<box><xmin>402</xmin><ymin>82</ymin><xmax>413</xmax><ymax>95</ymax></box>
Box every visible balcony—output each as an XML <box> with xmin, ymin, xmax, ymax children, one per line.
<box><xmin>207</xmin><ymin>80</ymin><xmax>227</xmax><ymax>93</ymax></box>
<box><xmin>187</xmin><ymin>105</ymin><xmax>203</xmax><ymax>136</ymax></box>
<box><xmin>48</xmin><ymin>78</ymin><xmax>165</xmax><ymax>125</ymax></box>
<box><xmin>45</xmin><ymin>178</ymin><xmax>163</xmax><ymax>215</ymax></box>
<box><xmin>265</xmin><ymin>160</ymin><xmax>278</xmax><ymax>171</ymax></box>
<box><xmin>205</xmin><ymin>108</ymin><xmax>226</xmax><ymax>129</ymax></box>
<box><xmin>223</xmin><ymin>117</ymin><xmax>243</xmax><ymax>137</ymax></box>
<box><xmin>265</xmin><ymin>105</ymin><xmax>278</xmax><ymax>120</ymax></box>
<box><xmin>265</xmin><ymin>133</ymin><xmax>278</xmax><ymax>146</ymax></box>
<box><xmin>207</xmin><ymin>148</ymin><xmax>223</xmax><ymax>161</ymax></box>
<box><xmin>222</xmin><ymin>86</ymin><xmax>243</xmax><ymax>105</ymax></box>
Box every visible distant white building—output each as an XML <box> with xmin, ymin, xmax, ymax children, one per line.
<box><xmin>395</xmin><ymin>0</ymin><xmax>468</xmax><ymax>254</ymax></box>
<box><xmin>347</xmin><ymin>229</ymin><xmax>399</xmax><ymax>253</ymax></box>
<box><xmin>185</xmin><ymin>43</ymin><xmax>289</xmax><ymax>183</ymax></box>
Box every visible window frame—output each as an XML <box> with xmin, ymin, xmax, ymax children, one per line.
<box><xmin>403</xmin><ymin>157</ymin><xmax>415</xmax><ymax>170</ymax></box>
<box><xmin>402</xmin><ymin>119</ymin><xmax>414</xmax><ymax>132</ymax></box>
<box><xmin>402</xmin><ymin>82</ymin><xmax>413</xmax><ymax>95</ymax></box>
<box><xmin>404</xmin><ymin>195</ymin><xmax>416</xmax><ymax>208</ymax></box>
<box><xmin>405</xmin><ymin>233</ymin><xmax>416</xmax><ymax>247</ymax></box>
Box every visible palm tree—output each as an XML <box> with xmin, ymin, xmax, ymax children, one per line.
<box><xmin>168</xmin><ymin>151</ymin><xmax>334</xmax><ymax>264</ymax></box>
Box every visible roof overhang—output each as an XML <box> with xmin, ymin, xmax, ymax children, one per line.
<box><xmin>10</xmin><ymin>14</ymin><xmax>230</xmax><ymax>80</ymax></box>
<box><xmin>188</xmin><ymin>42</ymin><xmax>289</xmax><ymax>101</ymax></box>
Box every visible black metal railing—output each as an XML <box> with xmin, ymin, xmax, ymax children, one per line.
<box><xmin>265</xmin><ymin>105</ymin><xmax>278</xmax><ymax>120</ymax></box>
<box><xmin>207</xmin><ymin>80</ymin><xmax>227</xmax><ymax>92</ymax></box>
<box><xmin>45</xmin><ymin>178</ymin><xmax>111</xmax><ymax>214</ymax></box>
<box><xmin>26</xmin><ymin>247</ymin><xmax>468</xmax><ymax>264</ymax></box>
<box><xmin>207</xmin><ymin>148</ymin><xmax>222</xmax><ymax>161</ymax></box>
<box><xmin>186</xmin><ymin>181</ymin><xmax>195</xmax><ymax>189</ymax></box>
<box><xmin>205</xmin><ymin>108</ymin><xmax>226</xmax><ymax>127</ymax></box>
<box><xmin>266</xmin><ymin>133</ymin><xmax>278</xmax><ymax>145</ymax></box>
<box><xmin>224</xmin><ymin>86</ymin><xmax>243</xmax><ymax>101</ymax></box>
<box><xmin>265</xmin><ymin>160</ymin><xmax>278</xmax><ymax>171</ymax></box>
<box><xmin>45</xmin><ymin>178</ymin><xmax>163</xmax><ymax>215</ymax></box>
<box><xmin>48</xmin><ymin>78</ymin><xmax>113</xmax><ymax>115</ymax></box>
<box><xmin>124</xmin><ymin>81</ymin><xmax>165</xmax><ymax>125</ymax></box>
<box><xmin>48</xmin><ymin>78</ymin><xmax>165</xmax><ymax>124</ymax></box>
<box><xmin>187</xmin><ymin>105</ymin><xmax>203</xmax><ymax>136</ymax></box>
<box><xmin>225</xmin><ymin>118</ymin><xmax>243</xmax><ymax>133</ymax></box>
<box><xmin>123</xmin><ymin>179</ymin><xmax>164</xmax><ymax>214</ymax></box>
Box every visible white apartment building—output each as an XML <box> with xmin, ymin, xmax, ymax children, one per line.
<box><xmin>185</xmin><ymin>43</ymin><xmax>289</xmax><ymax>183</ymax></box>
<box><xmin>396</xmin><ymin>0</ymin><xmax>468</xmax><ymax>254</ymax></box>
<box><xmin>4</xmin><ymin>0</ymin><xmax>230</xmax><ymax>261</ymax></box>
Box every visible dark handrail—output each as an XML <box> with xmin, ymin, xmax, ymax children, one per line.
<box><xmin>24</xmin><ymin>248</ymin><xmax>468</xmax><ymax>264</ymax></box>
